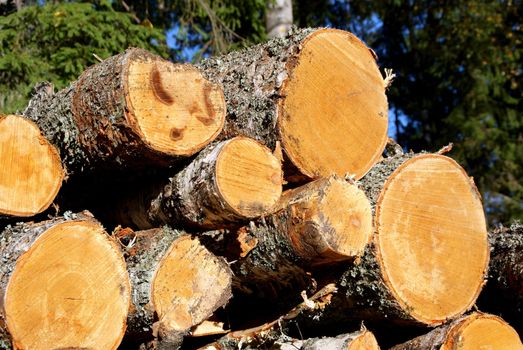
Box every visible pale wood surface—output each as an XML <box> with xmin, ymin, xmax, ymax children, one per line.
<box><xmin>0</xmin><ymin>114</ymin><xmax>63</xmax><ymax>217</ymax></box>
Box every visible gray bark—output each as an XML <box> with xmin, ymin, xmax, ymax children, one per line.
<box><xmin>23</xmin><ymin>49</ymin><xmax>180</xmax><ymax>174</ymax></box>
<box><xmin>266</xmin><ymin>0</ymin><xmax>294</xmax><ymax>38</ymax></box>
<box><xmin>197</xmin><ymin>27</ymin><xmax>313</xmax><ymax>151</ymax></box>
<box><xmin>123</xmin><ymin>227</ymin><xmax>186</xmax><ymax>338</ymax></box>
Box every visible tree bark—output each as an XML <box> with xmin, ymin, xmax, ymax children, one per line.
<box><xmin>266</xmin><ymin>0</ymin><xmax>293</xmax><ymax>38</ymax></box>
<box><xmin>198</xmin><ymin>27</ymin><xmax>389</xmax><ymax>181</ymax></box>
<box><xmin>477</xmin><ymin>223</ymin><xmax>523</xmax><ymax>334</ymax></box>
<box><xmin>290</xmin><ymin>153</ymin><xmax>489</xmax><ymax>328</ymax></box>
<box><xmin>0</xmin><ymin>114</ymin><xmax>63</xmax><ymax>219</ymax></box>
<box><xmin>24</xmin><ymin>48</ymin><xmax>225</xmax><ymax>173</ymax></box>
<box><xmin>213</xmin><ymin>176</ymin><xmax>372</xmax><ymax>307</ymax></box>
<box><xmin>0</xmin><ymin>212</ymin><xmax>130</xmax><ymax>350</ymax></box>
<box><xmin>273</xmin><ymin>329</ymin><xmax>380</xmax><ymax>350</ymax></box>
<box><xmin>390</xmin><ymin>312</ymin><xmax>523</xmax><ymax>350</ymax></box>
<box><xmin>120</xmin><ymin>227</ymin><xmax>232</xmax><ymax>349</ymax></box>
<box><xmin>113</xmin><ymin>136</ymin><xmax>282</xmax><ymax>230</ymax></box>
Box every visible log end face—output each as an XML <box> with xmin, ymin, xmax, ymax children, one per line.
<box><xmin>127</xmin><ymin>57</ymin><xmax>225</xmax><ymax>157</ymax></box>
<box><xmin>152</xmin><ymin>236</ymin><xmax>232</xmax><ymax>335</ymax></box>
<box><xmin>278</xmin><ymin>29</ymin><xmax>388</xmax><ymax>180</ymax></box>
<box><xmin>0</xmin><ymin>115</ymin><xmax>63</xmax><ymax>217</ymax></box>
<box><xmin>441</xmin><ymin>313</ymin><xmax>523</xmax><ymax>350</ymax></box>
<box><xmin>287</xmin><ymin>177</ymin><xmax>373</xmax><ymax>264</ymax></box>
<box><xmin>4</xmin><ymin>220</ymin><xmax>130</xmax><ymax>349</ymax></box>
<box><xmin>318</xmin><ymin>177</ymin><xmax>373</xmax><ymax>261</ymax></box>
<box><xmin>375</xmin><ymin>154</ymin><xmax>489</xmax><ymax>325</ymax></box>
<box><xmin>348</xmin><ymin>330</ymin><xmax>381</xmax><ymax>350</ymax></box>
<box><xmin>216</xmin><ymin>137</ymin><xmax>283</xmax><ymax>218</ymax></box>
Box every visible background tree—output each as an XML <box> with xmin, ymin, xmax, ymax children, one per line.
<box><xmin>295</xmin><ymin>0</ymin><xmax>522</xmax><ymax>224</ymax></box>
<box><xmin>0</xmin><ymin>1</ymin><xmax>168</xmax><ymax>113</ymax></box>
<box><xmin>0</xmin><ymin>0</ymin><xmax>520</xmax><ymax>224</ymax></box>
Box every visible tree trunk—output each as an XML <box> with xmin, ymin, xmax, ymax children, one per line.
<box><xmin>0</xmin><ymin>114</ymin><xmax>63</xmax><ymax>219</ymax></box>
<box><xmin>266</xmin><ymin>0</ymin><xmax>293</xmax><ymax>38</ymax></box>
<box><xmin>198</xmin><ymin>27</ymin><xmax>389</xmax><ymax>181</ymax></box>
<box><xmin>390</xmin><ymin>312</ymin><xmax>523</xmax><ymax>350</ymax></box>
<box><xmin>0</xmin><ymin>212</ymin><xmax>130</xmax><ymax>350</ymax></box>
<box><xmin>24</xmin><ymin>48</ymin><xmax>225</xmax><ymax>173</ymax></box>
<box><xmin>120</xmin><ymin>227</ymin><xmax>232</xmax><ymax>348</ymax></box>
<box><xmin>220</xmin><ymin>176</ymin><xmax>372</xmax><ymax>302</ymax></box>
<box><xmin>477</xmin><ymin>223</ymin><xmax>523</xmax><ymax>333</ymax></box>
<box><xmin>114</xmin><ymin>136</ymin><xmax>282</xmax><ymax>230</ymax></box>
<box><xmin>293</xmin><ymin>153</ymin><xmax>489</xmax><ymax>328</ymax></box>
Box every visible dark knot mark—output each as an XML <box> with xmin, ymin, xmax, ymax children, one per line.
<box><xmin>151</xmin><ymin>65</ymin><xmax>175</xmax><ymax>105</ymax></box>
<box><xmin>170</xmin><ymin>127</ymin><xmax>185</xmax><ymax>141</ymax></box>
<box><xmin>194</xmin><ymin>82</ymin><xmax>217</xmax><ymax>126</ymax></box>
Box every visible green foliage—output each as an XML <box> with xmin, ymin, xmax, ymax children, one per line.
<box><xmin>114</xmin><ymin>0</ymin><xmax>267</xmax><ymax>61</ymax></box>
<box><xmin>348</xmin><ymin>1</ymin><xmax>522</xmax><ymax>224</ymax></box>
<box><xmin>0</xmin><ymin>2</ymin><xmax>168</xmax><ymax>113</ymax></box>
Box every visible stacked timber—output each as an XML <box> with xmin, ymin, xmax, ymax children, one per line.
<box><xmin>0</xmin><ymin>26</ymin><xmax>521</xmax><ymax>350</ymax></box>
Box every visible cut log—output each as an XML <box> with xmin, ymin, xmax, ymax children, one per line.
<box><xmin>390</xmin><ymin>312</ymin><xmax>523</xmax><ymax>350</ymax></box>
<box><xmin>0</xmin><ymin>114</ymin><xmax>63</xmax><ymax>218</ymax></box>
<box><xmin>0</xmin><ymin>212</ymin><xmax>130</xmax><ymax>350</ymax></box>
<box><xmin>198</xmin><ymin>27</ymin><xmax>388</xmax><ymax>181</ymax></box>
<box><xmin>115</xmin><ymin>136</ymin><xmax>282</xmax><ymax>229</ymax></box>
<box><xmin>24</xmin><ymin>48</ymin><xmax>225</xmax><ymax>172</ymax></box>
<box><xmin>289</xmin><ymin>153</ymin><xmax>489</xmax><ymax>328</ymax></box>
<box><xmin>477</xmin><ymin>223</ymin><xmax>523</xmax><ymax>333</ymax></box>
<box><xmin>274</xmin><ymin>330</ymin><xmax>380</xmax><ymax>350</ymax></box>
<box><xmin>120</xmin><ymin>227</ymin><xmax>232</xmax><ymax>348</ymax></box>
<box><xmin>219</xmin><ymin>176</ymin><xmax>372</xmax><ymax>303</ymax></box>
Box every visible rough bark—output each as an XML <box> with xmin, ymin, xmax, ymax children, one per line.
<box><xmin>198</xmin><ymin>27</ymin><xmax>389</xmax><ymax>181</ymax></box>
<box><xmin>120</xmin><ymin>227</ymin><xmax>233</xmax><ymax>349</ymax></box>
<box><xmin>24</xmin><ymin>48</ymin><xmax>224</xmax><ymax>173</ymax></box>
<box><xmin>273</xmin><ymin>330</ymin><xmax>380</xmax><ymax>350</ymax></box>
<box><xmin>477</xmin><ymin>223</ymin><xmax>523</xmax><ymax>333</ymax></box>
<box><xmin>286</xmin><ymin>152</ymin><xmax>489</xmax><ymax>329</ymax></box>
<box><xmin>211</xmin><ymin>176</ymin><xmax>371</xmax><ymax>309</ymax></box>
<box><xmin>390</xmin><ymin>312</ymin><xmax>523</xmax><ymax>350</ymax></box>
<box><xmin>0</xmin><ymin>212</ymin><xmax>130</xmax><ymax>350</ymax></box>
<box><xmin>116</xmin><ymin>137</ymin><xmax>282</xmax><ymax>230</ymax></box>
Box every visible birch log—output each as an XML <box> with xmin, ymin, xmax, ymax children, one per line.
<box><xmin>113</xmin><ymin>136</ymin><xmax>282</xmax><ymax>230</ymax></box>
<box><xmin>0</xmin><ymin>212</ymin><xmax>130</xmax><ymax>350</ymax></box>
<box><xmin>24</xmin><ymin>48</ymin><xmax>225</xmax><ymax>173</ymax></box>
<box><xmin>390</xmin><ymin>312</ymin><xmax>522</xmax><ymax>350</ymax></box>
<box><xmin>286</xmin><ymin>153</ymin><xmax>489</xmax><ymax>329</ymax></box>
<box><xmin>198</xmin><ymin>27</ymin><xmax>388</xmax><ymax>181</ymax></box>
<box><xmin>121</xmin><ymin>227</ymin><xmax>232</xmax><ymax>349</ymax></box>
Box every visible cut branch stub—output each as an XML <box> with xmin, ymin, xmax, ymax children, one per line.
<box><xmin>199</xmin><ymin>27</ymin><xmax>388</xmax><ymax>181</ymax></box>
<box><xmin>390</xmin><ymin>312</ymin><xmax>523</xmax><ymax>350</ymax></box>
<box><xmin>147</xmin><ymin>136</ymin><xmax>283</xmax><ymax>229</ymax></box>
<box><xmin>0</xmin><ymin>213</ymin><xmax>130</xmax><ymax>350</ymax></box>
<box><xmin>24</xmin><ymin>48</ymin><xmax>225</xmax><ymax>171</ymax></box>
<box><xmin>124</xmin><ymin>227</ymin><xmax>232</xmax><ymax>347</ymax></box>
<box><xmin>0</xmin><ymin>114</ymin><xmax>63</xmax><ymax>218</ymax></box>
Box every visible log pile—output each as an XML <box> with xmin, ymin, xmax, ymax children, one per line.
<box><xmin>0</xmin><ymin>27</ymin><xmax>521</xmax><ymax>350</ymax></box>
